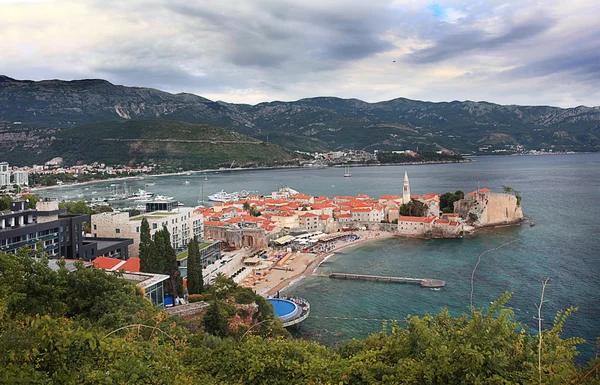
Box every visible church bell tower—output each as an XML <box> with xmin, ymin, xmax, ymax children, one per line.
<box><xmin>402</xmin><ymin>171</ymin><xmax>411</xmax><ymax>204</ymax></box>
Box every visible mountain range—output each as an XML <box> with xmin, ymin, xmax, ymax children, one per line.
<box><xmin>1</xmin><ymin>75</ymin><xmax>599</xmax><ymax>163</ymax></box>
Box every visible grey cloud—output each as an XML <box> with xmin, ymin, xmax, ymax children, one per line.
<box><xmin>407</xmin><ymin>18</ymin><xmax>555</xmax><ymax>64</ymax></box>
<box><xmin>502</xmin><ymin>45</ymin><xmax>600</xmax><ymax>81</ymax></box>
<box><xmin>163</xmin><ymin>0</ymin><xmax>396</xmax><ymax>67</ymax></box>
<box><xmin>3</xmin><ymin>0</ymin><xmax>600</xmax><ymax>107</ymax></box>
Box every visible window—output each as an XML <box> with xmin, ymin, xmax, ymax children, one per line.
<box><xmin>153</xmin><ymin>223</ymin><xmax>157</xmax><ymax>229</ymax></box>
<box><xmin>136</xmin><ymin>226</ymin><xmax>140</xmax><ymax>233</ymax></box>
<box><xmin>93</xmin><ymin>224</ymin><xmax>97</xmax><ymax>230</ymax></box>
<box><xmin>116</xmin><ymin>228</ymin><xmax>120</xmax><ymax>234</ymax></box>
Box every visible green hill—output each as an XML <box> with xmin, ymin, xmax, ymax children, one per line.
<box><xmin>1</xmin><ymin>75</ymin><xmax>600</xmax><ymax>154</ymax></box>
<box><xmin>1</xmin><ymin>120</ymin><xmax>294</xmax><ymax>168</ymax></box>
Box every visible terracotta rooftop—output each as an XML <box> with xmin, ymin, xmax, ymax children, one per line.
<box><xmin>398</xmin><ymin>216</ymin><xmax>436</xmax><ymax>223</ymax></box>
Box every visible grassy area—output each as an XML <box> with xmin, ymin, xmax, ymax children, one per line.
<box><xmin>176</xmin><ymin>241</ymin><xmax>216</xmax><ymax>260</ymax></box>
<box><xmin>130</xmin><ymin>215</ymin><xmax>166</xmax><ymax>221</ymax></box>
<box><xmin>176</xmin><ymin>250</ymin><xmax>188</xmax><ymax>260</ymax></box>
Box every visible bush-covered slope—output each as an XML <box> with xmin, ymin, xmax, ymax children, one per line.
<box><xmin>0</xmin><ymin>119</ymin><xmax>294</xmax><ymax>168</ymax></box>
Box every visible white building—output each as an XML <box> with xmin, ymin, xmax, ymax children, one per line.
<box><xmin>12</xmin><ymin>170</ymin><xmax>29</xmax><ymax>186</ymax></box>
<box><xmin>91</xmin><ymin>207</ymin><xmax>204</xmax><ymax>257</ymax></box>
<box><xmin>0</xmin><ymin>162</ymin><xmax>10</xmax><ymax>187</ymax></box>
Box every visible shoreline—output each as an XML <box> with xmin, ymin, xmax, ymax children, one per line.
<box><xmin>29</xmin><ymin>159</ymin><xmax>472</xmax><ymax>192</ymax></box>
<box><xmin>265</xmin><ymin>231</ymin><xmax>394</xmax><ymax>296</ymax></box>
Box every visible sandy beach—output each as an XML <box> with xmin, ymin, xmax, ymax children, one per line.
<box><xmin>239</xmin><ymin>230</ymin><xmax>394</xmax><ymax>296</ymax></box>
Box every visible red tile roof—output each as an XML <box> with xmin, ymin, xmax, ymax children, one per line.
<box><xmin>120</xmin><ymin>257</ymin><xmax>140</xmax><ymax>272</ymax></box>
<box><xmin>398</xmin><ymin>216</ymin><xmax>436</xmax><ymax>223</ymax></box>
<box><xmin>93</xmin><ymin>256</ymin><xmax>121</xmax><ymax>270</ymax></box>
<box><xmin>379</xmin><ymin>195</ymin><xmax>402</xmax><ymax>200</ymax></box>
<box><xmin>469</xmin><ymin>188</ymin><xmax>491</xmax><ymax>196</ymax></box>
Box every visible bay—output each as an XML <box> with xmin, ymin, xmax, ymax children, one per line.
<box><xmin>39</xmin><ymin>154</ymin><xmax>600</xmax><ymax>359</ymax></box>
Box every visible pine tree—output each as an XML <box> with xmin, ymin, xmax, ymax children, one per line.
<box><xmin>138</xmin><ymin>218</ymin><xmax>154</xmax><ymax>273</ymax></box>
<box><xmin>186</xmin><ymin>237</ymin><xmax>204</xmax><ymax>294</ymax></box>
<box><xmin>157</xmin><ymin>227</ymin><xmax>184</xmax><ymax>301</ymax></box>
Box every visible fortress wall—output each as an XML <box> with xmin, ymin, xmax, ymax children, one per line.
<box><xmin>480</xmin><ymin>193</ymin><xmax>524</xmax><ymax>226</ymax></box>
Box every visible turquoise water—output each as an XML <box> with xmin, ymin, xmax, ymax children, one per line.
<box><xmin>40</xmin><ymin>154</ymin><xmax>600</xmax><ymax>359</ymax></box>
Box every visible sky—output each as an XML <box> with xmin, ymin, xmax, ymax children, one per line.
<box><xmin>1</xmin><ymin>0</ymin><xmax>599</xmax><ymax>107</ymax></box>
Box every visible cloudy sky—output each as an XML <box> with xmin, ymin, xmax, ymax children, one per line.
<box><xmin>1</xmin><ymin>0</ymin><xmax>599</xmax><ymax>107</ymax></box>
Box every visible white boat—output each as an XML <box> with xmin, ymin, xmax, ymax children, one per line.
<box><xmin>343</xmin><ymin>165</ymin><xmax>352</xmax><ymax>177</ymax></box>
<box><xmin>129</xmin><ymin>189</ymin><xmax>154</xmax><ymax>201</ymax></box>
<box><xmin>183</xmin><ymin>180</ymin><xmax>190</xmax><ymax>185</ymax></box>
<box><xmin>207</xmin><ymin>190</ymin><xmax>239</xmax><ymax>202</ymax></box>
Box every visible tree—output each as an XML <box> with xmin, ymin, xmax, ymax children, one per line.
<box><xmin>186</xmin><ymin>237</ymin><xmax>204</xmax><ymax>295</ymax></box>
<box><xmin>242</xmin><ymin>202</ymin><xmax>250</xmax><ymax>211</ymax></box>
<box><xmin>138</xmin><ymin>218</ymin><xmax>156</xmax><ymax>273</ymax></box>
<box><xmin>94</xmin><ymin>205</ymin><xmax>113</xmax><ymax>213</ymax></box>
<box><xmin>20</xmin><ymin>194</ymin><xmax>39</xmax><ymax>209</ymax></box>
<box><xmin>155</xmin><ymin>228</ymin><xmax>184</xmax><ymax>300</ymax></box>
<box><xmin>440</xmin><ymin>190</ymin><xmax>465</xmax><ymax>213</ymax></box>
<box><xmin>60</xmin><ymin>200</ymin><xmax>93</xmax><ymax>215</ymax></box>
<box><xmin>129</xmin><ymin>208</ymin><xmax>141</xmax><ymax>217</ymax></box>
<box><xmin>0</xmin><ymin>194</ymin><xmax>11</xmax><ymax>211</ymax></box>
<box><xmin>399</xmin><ymin>199</ymin><xmax>428</xmax><ymax>217</ymax></box>
<box><xmin>202</xmin><ymin>297</ymin><xmax>231</xmax><ymax>337</ymax></box>
<box><xmin>502</xmin><ymin>185</ymin><xmax>522</xmax><ymax>206</ymax></box>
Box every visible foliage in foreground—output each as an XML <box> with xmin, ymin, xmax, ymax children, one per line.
<box><xmin>0</xmin><ymin>249</ymin><xmax>598</xmax><ymax>384</ymax></box>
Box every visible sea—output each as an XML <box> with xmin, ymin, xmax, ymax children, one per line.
<box><xmin>38</xmin><ymin>154</ymin><xmax>600</xmax><ymax>360</ymax></box>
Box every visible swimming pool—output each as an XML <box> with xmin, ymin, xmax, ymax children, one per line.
<box><xmin>267</xmin><ymin>298</ymin><xmax>301</xmax><ymax>322</ymax></box>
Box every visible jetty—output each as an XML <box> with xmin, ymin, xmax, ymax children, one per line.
<box><xmin>326</xmin><ymin>273</ymin><xmax>445</xmax><ymax>288</ymax></box>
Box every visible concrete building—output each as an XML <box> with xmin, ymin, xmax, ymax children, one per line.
<box><xmin>396</xmin><ymin>216</ymin><xmax>436</xmax><ymax>236</ymax></box>
<box><xmin>0</xmin><ymin>200</ymin><xmax>131</xmax><ymax>260</ymax></box>
<box><xmin>91</xmin><ymin>206</ymin><xmax>204</xmax><ymax>257</ymax></box>
<box><xmin>12</xmin><ymin>170</ymin><xmax>29</xmax><ymax>186</ymax></box>
<box><xmin>0</xmin><ymin>162</ymin><xmax>10</xmax><ymax>187</ymax></box>
<box><xmin>176</xmin><ymin>240</ymin><xmax>222</xmax><ymax>278</ymax></box>
<box><xmin>299</xmin><ymin>212</ymin><xmax>320</xmax><ymax>231</ymax></box>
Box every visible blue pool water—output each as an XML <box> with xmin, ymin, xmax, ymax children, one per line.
<box><xmin>268</xmin><ymin>298</ymin><xmax>300</xmax><ymax>321</ymax></box>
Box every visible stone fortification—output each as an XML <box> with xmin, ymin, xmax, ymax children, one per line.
<box><xmin>455</xmin><ymin>192</ymin><xmax>523</xmax><ymax>227</ymax></box>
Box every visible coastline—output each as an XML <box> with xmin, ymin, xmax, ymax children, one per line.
<box><xmin>29</xmin><ymin>160</ymin><xmax>471</xmax><ymax>192</ymax></box>
<box><xmin>263</xmin><ymin>231</ymin><xmax>394</xmax><ymax>296</ymax></box>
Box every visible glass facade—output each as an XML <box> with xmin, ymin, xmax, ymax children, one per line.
<box><xmin>145</xmin><ymin>281</ymin><xmax>165</xmax><ymax>309</ymax></box>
